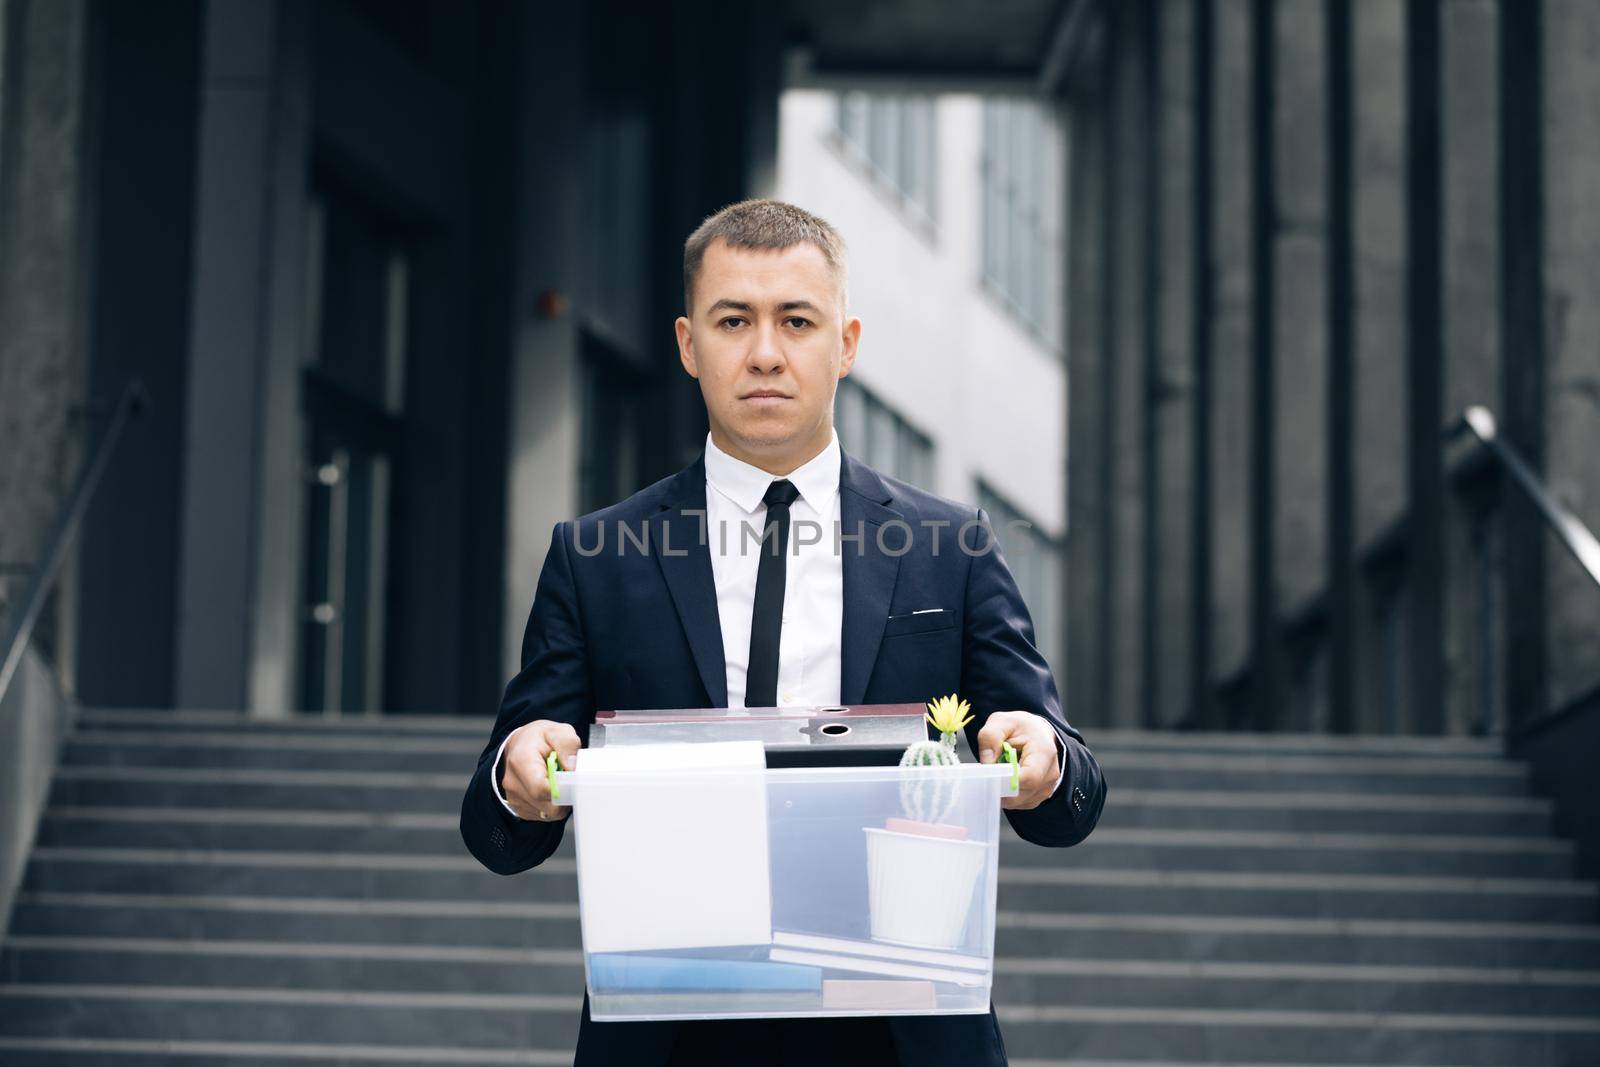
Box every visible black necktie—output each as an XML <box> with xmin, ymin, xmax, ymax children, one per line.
<box><xmin>745</xmin><ymin>478</ymin><xmax>801</xmax><ymax>708</ymax></box>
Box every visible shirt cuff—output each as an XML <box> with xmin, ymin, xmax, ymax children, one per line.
<box><xmin>1046</xmin><ymin>722</ymin><xmax>1070</xmax><ymax>798</ymax></box>
<box><xmin>490</xmin><ymin>733</ymin><xmax>526</xmax><ymax>820</ymax></box>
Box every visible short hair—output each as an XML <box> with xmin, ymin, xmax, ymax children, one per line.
<box><xmin>682</xmin><ymin>199</ymin><xmax>848</xmax><ymax>316</ymax></box>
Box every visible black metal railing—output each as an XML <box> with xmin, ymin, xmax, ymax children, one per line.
<box><xmin>1208</xmin><ymin>405</ymin><xmax>1600</xmax><ymax>737</ymax></box>
<box><xmin>0</xmin><ymin>380</ymin><xmax>147</xmax><ymax>705</ymax></box>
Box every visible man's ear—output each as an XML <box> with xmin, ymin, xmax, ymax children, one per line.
<box><xmin>838</xmin><ymin>315</ymin><xmax>861</xmax><ymax>378</ymax></box>
<box><xmin>675</xmin><ymin>316</ymin><xmax>698</xmax><ymax>378</ymax></box>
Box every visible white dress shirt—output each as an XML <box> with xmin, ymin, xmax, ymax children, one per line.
<box><xmin>493</xmin><ymin>429</ymin><xmax>1067</xmax><ymax>816</ymax></box>
<box><xmin>703</xmin><ymin>428</ymin><xmax>844</xmax><ymax>710</ymax></box>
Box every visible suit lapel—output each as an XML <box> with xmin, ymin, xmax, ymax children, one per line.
<box><xmin>839</xmin><ymin>450</ymin><xmax>904</xmax><ymax>705</ymax></box>
<box><xmin>650</xmin><ymin>455</ymin><xmax>728</xmax><ymax>708</ymax></box>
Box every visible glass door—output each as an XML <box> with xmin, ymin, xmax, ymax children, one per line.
<box><xmin>299</xmin><ymin>183</ymin><xmax>409</xmax><ymax>714</ymax></box>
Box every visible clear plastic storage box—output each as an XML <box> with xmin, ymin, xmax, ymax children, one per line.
<box><xmin>551</xmin><ymin>759</ymin><xmax>1018</xmax><ymax>1021</ymax></box>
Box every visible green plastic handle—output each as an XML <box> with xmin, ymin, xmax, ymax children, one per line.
<box><xmin>1001</xmin><ymin>740</ymin><xmax>1019</xmax><ymax>792</ymax></box>
<box><xmin>546</xmin><ymin>750</ymin><xmax>561</xmax><ymax>803</ymax></box>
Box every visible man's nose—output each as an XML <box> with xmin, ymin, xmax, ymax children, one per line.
<box><xmin>747</xmin><ymin>321</ymin><xmax>786</xmax><ymax>374</ymax></box>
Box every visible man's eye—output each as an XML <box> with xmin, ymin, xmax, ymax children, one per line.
<box><xmin>719</xmin><ymin>317</ymin><xmax>747</xmax><ymax>329</ymax></box>
<box><xmin>785</xmin><ymin>317</ymin><xmax>813</xmax><ymax>329</ymax></box>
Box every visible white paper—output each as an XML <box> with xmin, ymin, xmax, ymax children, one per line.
<box><xmin>571</xmin><ymin>740</ymin><xmax>772</xmax><ymax>954</ymax></box>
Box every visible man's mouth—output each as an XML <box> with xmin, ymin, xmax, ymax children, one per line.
<box><xmin>741</xmin><ymin>391</ymin><xmax>790</xmax><ymax>401</ymax></box>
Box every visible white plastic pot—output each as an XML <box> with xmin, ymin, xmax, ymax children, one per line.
<box><xmin>863</xmin><ymin>826</ymin><xmax>988</xmax><ymax>949</ymax></box>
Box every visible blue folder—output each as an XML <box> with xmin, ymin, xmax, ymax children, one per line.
<box><xmin>589</xmin><ymin>953</ymin><xmax>824</xmax><ymax>992</ymax></box>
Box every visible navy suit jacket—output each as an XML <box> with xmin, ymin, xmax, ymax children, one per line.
<box><xmin>460</xmin><ymin>448</ymin><xmax>1107</xmax><ymax>1066</ymax></box>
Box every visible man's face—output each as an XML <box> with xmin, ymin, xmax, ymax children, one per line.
<box><xmin>675</xmin><ymin>238</ymin><xmax>860</xmax><ymax>473</ymax></box>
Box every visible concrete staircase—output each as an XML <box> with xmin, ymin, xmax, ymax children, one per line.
<box><xmin>1</xmin><ymin>709</ymin><xmax>1597</xmax><ymax>1065</ymax></box>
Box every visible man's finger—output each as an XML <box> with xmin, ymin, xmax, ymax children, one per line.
<box><xmin>526</xmin><ymin>724</ymin><xmax>575</xmax><ymax>810</ymax></box>
<box><xmin>503</xmin><ymin>727</ymin><xmax>559</xmax><ymax>818</ymax></box>
<box><xmin>976</xmin><ymin>712</ymin><xmax>1022</xmax><ymax>763</ymax></box>
<box><xmin>1015</xmin><ymin>732</ymin><xmax>1050</xmax><ymax>770</ymax></box>
<box><xmin>548</xmin><ymin>724</ymin><xmax>581</xmax><ymax>772</ymax></box>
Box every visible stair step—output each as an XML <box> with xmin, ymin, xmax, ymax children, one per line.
<box><xmin>994</xmin><ymin>1003</ymin><xmax>1600</xmax><ymax>1064</ymax></box>
<box><xmin>994</xmin><ymin>911</ymin><xmax>1600</xmax><ymax>969</ymax></box>
<box><xmin>7</xmin><ymin>892</ymin><xmax>583</xmax><ymax>950</ymax></box>
<box><xmin>58</xmin><ymin>733</ymin><xmax>1532</xmax><ymax>796</ymax></box>
<box><xmin>1</xmin><ymin>982</ymin><xmax>1594</xmax><ymax>1064</ymax></box>
<box><xmin>0</xmin><ymin>1036</ymin><xmax>569</xmax><ymax>1066</ymax></box>
<box><xmin>17</xmin><ymin>846</ymin><xmax>1598</xmax><ymax>922</ymax></box>
<box><xmin>990</xmin><ymin>959</ymin><xmax>1600</xmax><ymax>1016</ymax></box>
<box><xmin>31</xmin><ymin>807</ymin><xmax>1576</xmax><ymax>879</ymax></box>
<box><xmin>12</xmin><ymin>890</ymin><xmax>1599</xmax><ymax>970</ymax></box>
<box><xmin>5</xmin><ymin>936</ymin><xmax>1597</xmax><ymax>1017</ymax></box>
<box><xmin>75</xmin><ymin>708</ymin><xmax>482</xmax><ymax>736</ymax></box>
<box><xmin>0</xmin><ymin>983</ymin><xmax>578</xmax><ymax>1049</ymax></box>
<box><xmin>1085</xmin><ymin>728</ymin><xmax>1507</xmax><ymax>758</ymax></box>
<box><xmin>43</xmin><ymin>765</ymin><xmax>1557</xmax><ymax>837</ymax></box>
<box><xmin>1096</xmin><ymin>790</ymin><xmax>1551</xmax><ymax>837</ymax></box>
<box><xmin>62</xmin><ymin>733</ymin><xmax>484</xmax><ymax>774</ymax></box>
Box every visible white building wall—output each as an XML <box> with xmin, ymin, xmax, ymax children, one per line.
<box><xmin>775</xmin><ymin>90</ymin><xmax>1067</xmax><ymax>543</ymax></box>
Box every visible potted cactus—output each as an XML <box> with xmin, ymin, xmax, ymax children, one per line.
<box><xmin>863</xmin><ymin>695</ymin><xmax>991</xmax><ymax>949</ymax></box>
<box><xmin>891</xmin><ymin>694</ymin><xmax>975</xmax><ymax>839</ymax></box>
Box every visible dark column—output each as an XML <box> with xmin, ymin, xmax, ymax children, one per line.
<box><xmin>1097</xmin><ymin>3</ymin><xmax>1123</xmax><ymax>726</ymax></box>
<box><xmin>1351</xmin><ymin>0</ymin><xmax>1407</xmax><ymax>733</ymax></box>
<box><xmin>77</xmin><ymin>0</ymin><xmax>204</xmax><ymax>708</ymax></box>
<box><xmin>1272</xmin><ymin>0</ymin><xmax>1330</xmax><ymax>730</ymax></box>
<box><xmin>1189</xmin><ymin>0</ymin><xmax>1216</xmax><ymax>727</ymax></box>
<box><xmin>1153</xmin><ymin>0</ymin><xmax>1198</xmax><ymax>730</ymax></box>
<box><xmin>1108</xmin><ymin>0</ymin><xmax>1148</xmax><ymax>728</ymax></box>
<box><xmin>1139</xmin><ymin>0</ymin><xmax>1162</xmax><ymax>728</ymax></box>
<box><xmin>1440</xmin><ymin>0</ymin><xmax>1502</xmax><ymax>734</ymax></box>
<box><xmin>1065</xmin><ymin>21</ymin><xmax>1111</xmax><ymax>731</ymax></box>
<box><xmin>1209</xmin><ymin>0</ymin><xmax>1255</xmax><ymax>719</ymax></box>
<box><xmin>1326</xmin><ymin>0</ymin><xmax>1355</xmax><ymax>733</ymax></box>
<box><xmin>1499</xmin><ymin>0</ymin><xmax>1544</xmax><ymax>730</ymax></box>
<box><xmin>1248</xmin><ymin>0</ymin><xmax>1282</xmax><ymax>729</ymax></box>
<box><xmin>1404</xmin><ymin>0</ymin><xmax>1444</xmax><ymax>734</ymax></box>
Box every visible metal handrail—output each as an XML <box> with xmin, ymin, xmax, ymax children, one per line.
<box><xmin>1452</xmin><ymin>405</ymin><xmax>1600</xmax><ymax>590</ymax></box>
<box><xmin>0</xmin><ymin>380</ymin><xmax>147</xmax><ymax>706</ymax></box>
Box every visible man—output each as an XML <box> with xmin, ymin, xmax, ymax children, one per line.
<box><xmin>460</xmin><ymin>199</ymin><xmax>1106</xmax><ymax>1066</ymax></box>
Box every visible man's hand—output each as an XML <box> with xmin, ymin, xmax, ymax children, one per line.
<box><xmin>499</xmin><ymin>720</ymin><xmax>581</xmax><ymax>822</ymax></box>
<box><xmin>976</xmin><ymin>711</ymin><xmax>1061</xmax><ymax>811</ymax></box>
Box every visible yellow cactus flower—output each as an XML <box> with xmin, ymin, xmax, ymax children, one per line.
<box><xmin>925</xmin><ymin>693</ymin><xmax>973</xmax><ymax>738</ymax></box>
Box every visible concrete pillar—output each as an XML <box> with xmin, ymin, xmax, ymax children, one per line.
<box><xmin>1272</xmin><ymin>0</ymin><xmax>1329</xmax><ymax>728</ymax></box>
<box><xmin>1109</xmin><ymin>2</ymin><xmax>1149</xmax><ymax>728</ymax></box>
<box><xmin>501</xmin><ymin>0</ymin><xmax>587</xmax><ymax>681</ymax></box>
<box><xmin>1352</xmin><ymin>3</ymin><xmax>1408</xmax><ymax>546</ymax></box>
<box><xmin>175</xmin><ymin>0</ymin><xmax>286</xmax><ymax>710</ymax></box>
<box><xmin>1208</xmin><ymin>0</ymin><xmax>1254</xmax><ymax>696</ymax></box>
<box><xmin>1440</xmin><ymin>0</ymin><xmax>1502</xmax><ymax>733</ymax></box>
<box><xmin>0</xmin><ymin>0</ymin><xmax>92</xmax><ymax>671</ymax></box>
<box><xmin>245</xmin><ymin>0</ymin><xmax>312</xmax><ymax>715</ymax></box>
<box><xmin>1065</xmin><ymin>45</ymin><xmax>1110</xmax><ymax>730</ymax></box>
<box><xmin>1153</xmin><ymin>0</ymin><xmax>1196</xmax><ymax>727</ymax></box>
<box><xmin>1350</xmin><ymin>0</ymin><xmax>1407</xmax><ymax>731</ymax></box>
<box><xmin>1542</xmin><ymin>0</ymin><xmax>1600</xmax><ymax>710</ymax></box>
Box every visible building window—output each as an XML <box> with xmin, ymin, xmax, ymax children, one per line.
<box><xmin>836</xmin><ymin>377</ymin><xmax>935</xmax><ymax>490</ymax></box>
<box><xmin>980</xmin><ymin>97</ymin><xmax>1066</xmax><ymax>348</ymax></box>
<box><xmin>977</xmin><ymin>481</ymin><xmax>1063</xmax><ymax>671</ymax></box>
<box><xmin>834</xmin><ymin>92</ymin><xmax>938</xmax><ymax>226</ymax></box>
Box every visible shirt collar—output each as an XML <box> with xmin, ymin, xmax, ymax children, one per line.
<box><xmin>704</xmin><ymin>429</ymin><xmax>840</xmax><ymax>518</ymax></box>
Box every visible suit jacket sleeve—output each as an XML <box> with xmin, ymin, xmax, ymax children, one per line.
<box><xmin>460</xmin><ymin>520</ymin><xmax>592</xmax><ymax>875</ymax></box>
<box><xmin>958</xmin><ymin>506</ymin><xmax>1107</xmax><ymax>848</ymax></box>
